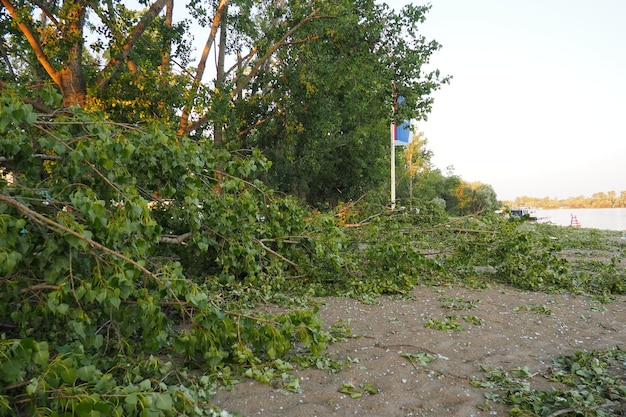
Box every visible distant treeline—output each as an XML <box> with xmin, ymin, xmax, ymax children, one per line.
<box><xmin>504</xmin><ymin>191</ymin><xmax>626</xmax><ymax>209</ymax></box>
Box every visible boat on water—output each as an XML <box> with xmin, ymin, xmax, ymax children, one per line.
<box><xmin>510</xmin><ymin>207</ymin><xmax>538</xmax><ymax>220</ymax></box>
<box><xmin>509</xmin><ymin>207</ymin><xmax>551</xmax><ymax>224</ymax></box>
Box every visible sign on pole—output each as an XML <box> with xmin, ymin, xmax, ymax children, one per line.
<box><xmin>391</xmin><ymin>91</ymin><xmax>411</xmax><ymax>208</ymax></box>
<box><xmin>393</xmin><ymin>119</ymin><xmax>411</xmax><ymax>146</ymax></box>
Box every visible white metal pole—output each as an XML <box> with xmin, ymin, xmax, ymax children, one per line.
<box><xmin>390</xmin><ymin>123</ymin><xmax>396</xmax><ymax>209</ymax></box>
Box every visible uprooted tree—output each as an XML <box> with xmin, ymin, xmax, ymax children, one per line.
<box><xmin>0</xmin><ymin>0</ymin><xmax>450</xmax><ymax>414</ymax></box>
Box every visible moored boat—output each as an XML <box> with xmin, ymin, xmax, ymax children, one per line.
<box><xmin>509</xmin><ymin>207</ymin><xmax>551</xmax><ymax>224</ymax></box>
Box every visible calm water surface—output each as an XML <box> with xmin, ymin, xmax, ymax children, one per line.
<box><xmin>537</xmin><ymin>208</ymin><xmax>626</xmax><ymax>231</ymax></box>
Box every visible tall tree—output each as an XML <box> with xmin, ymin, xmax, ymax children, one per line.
<box><xmin>233</xmin><ymin>0</ymin><xmax>448</xmax><ymax>204</ymax></box>
<box><xmin>400</xmin><ymin>130</ymin><xmax>432</xmax><ymax>201</ymax></box>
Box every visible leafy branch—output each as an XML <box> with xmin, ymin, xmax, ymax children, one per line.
<box><xmin>0</xmin><ymin>192</ymin><xmax>172</xmax><ymax>295</ymax></box>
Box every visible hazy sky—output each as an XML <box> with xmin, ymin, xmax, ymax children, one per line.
<box><xmin>388</xmin><ymin>0</ymin><xmax>626</xmax><ymax>201</ymax></box>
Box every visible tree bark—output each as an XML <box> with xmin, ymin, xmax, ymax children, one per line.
<box><xmin>60</xmin><ymin>0</ymin><xmax>88</xmax><ymax>106</ymax></box>
<box><xmin>161</xmin><ymin>0</ymin><xmax>174</xmax><ymax>73</ymax></box>
<box><xmin>178</xmin><ymin>0</ymin><xmax>229</xmax><ymax>134</ymax></box>
<box><xmin>213</xmin><ymin>3</ymin><xmax>228</xmax><ymax>146</ymax></box>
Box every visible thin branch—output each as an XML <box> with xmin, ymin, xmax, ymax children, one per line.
<box><xmin>3</xmin><ymin>190</ymin><xmax>194</xmax><ymax>316</ymax></box>
<box><xmin>253</xmin><ymin>238</ymin><xmax>298</xmax><ymax>268</ymax></box>
<box><xmin>96</xmin><ymin>0</ymin><xmax>170</xmax><ymax>90</ymax></box>
<box><xmin>0</xmin><ymin>192</ymin><xmax>156</xmax><ymax>280</ymax></box>
<box><xmin>0</xmin><ymin>40</ymin><xmax>16</xmax><ymax>78</ymax></box>
<box><xmin>161</xmin><ymin>0</ymin><xmax>173</xmax><ymax>72</ymax></box>
<box><xmin>1</xmin><ymin>192</ymin><xmax>194</xmax><ymax>321</ymax></box>
<box><xmin>178</xmin><ymin>0</ymin><xmax>229</xmax><ymax>133</ymax></box>
<box><xmin>230</xmin><ymin>9</ymin><xmax>321</xmax><ymax>100</ymax></box>
<box><xmin>159</xmin><ymin>232</ymin><xmax>192</xmax><ymax>244</ymax></box>
<box><xmin>238</xmin><ymin>108</ymin><xmax>284</xmax><ymax>137</ymax></box>
<box><xmin>182</xmin><ymin>10</ymin><xmax>328</xmax><ymax>135</ymax></box>
<box><xmin>194</xmin><ymin>0</ymin><xmax>228</xmax><ymax>86</ymax></box>
<box><xmin>33</xmin><ymin>124</ymin><xmax>126</xmax><ymax>196</ymax></box>
<box><xmin>546</xmin><ymin>409</ymin><xmax>576</xmax><ymax>417</ymax></box>
<box><xmin>0</xmin><ymin>0</ymin><xmax>61</xmax><ymax>86</ymax></box>
<box><xmin>225</xmin><ymin>47</ymin><xmax>256</xmax><ymax>80</ymax></box>
<box><xmin>259</xmin><ymin>238</ymin><xmax>302</xmax><ymax>244</ymax></box>
<box><xmin>18</xmin><ymin>283</ymin><xmax>60</xmax><ymax>293</ymax></box>
<box><xmin>31</xmin><ymin>0</ymin><xmax>60</xmax><ymax>27</ymax></box>
<box><xmin>0</xmin><ymin>154</ymin><xmax>63</xmax><ymax>163</ymax></box>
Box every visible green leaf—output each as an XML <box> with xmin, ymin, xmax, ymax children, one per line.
<box><xmin>77</xmin><ymin>365</ymin><xmax>97</xmax><ymax>382</ymax></box>
<box><xmin>154</xmin><ymin>393</ymin><xmax>173</xmax><ymax>411</ymax></box>
<box><xmin>0</xmin><ymin>358</ymin><xmax>24</xmax><ymax>383</ymax></box>
<box><xmin>32</xmin><ymin>342</ymin><xmax>49</xmax><ymax>366</ymax></box>
<box><xmin>56</xmin><ymin>303</ymin><xmax>69</xmax><ymax>315</ymax></box>
<box><xmin>74</xmin><ymin>399</ymin><xmax>94</xmax><ymax>415</ymax></box>
<box><xmin>125</xmin><ymin>393</ymin><xmax>138</xmax><ymax>408</ymax></box>
<box><xmin>138</xmin><ymin>379</ymin><xmax>152</xmax><ymax>391</ymax></box>
<box><xmin>60</xmin><ymin>366</ymin><xmax>78</xmax><ymax>385</ymax></box>
<box><xmin>109</xmin><ymin>297</ymin><xmax>121</xmax><ymax>309</ymax></box>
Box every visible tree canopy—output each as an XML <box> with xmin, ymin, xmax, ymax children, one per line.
<box><xmin>1</xmin><ymin>0</ymin><xmax>449</xmax><ymax>203</ymax></box>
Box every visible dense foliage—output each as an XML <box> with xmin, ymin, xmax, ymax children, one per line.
<box><xmin>1</xmin><ymin>96</ymin><xmax>343</xmax><ymax>416</ymax></box>
<box><xmin>1</xmin><ymin>0</ymin><xmax>624</xmax><ymax>415</ymax></box>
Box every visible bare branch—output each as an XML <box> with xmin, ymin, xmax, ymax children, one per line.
<box><xmin>159</xmin><ymin>232</ymin><xmax>192</xmax><ymax>244</ymax></box>
<box><xmin>254</xmin><ymin>238</ymin><xmax>298</xmax><ymax>268</ymax></box>
<box><xmin>31</xmin><ymin>0</ymin><xmax>60</xmax><ymax>27</ymax></box>
<box><xmin>0</xmin><ymin>40</ymin><xmax>16</xmax><ymax>78</ymax></box>
<box><xmin>225</xmin><ymin>47</ymin><xmax>256</xmax><ymax>79</ymax></box>
<box><xmin>231</xmin><ymin>9</ymin><xmax>320</xmax><ymax>100</ymax></box>
<box><xmin>237</xmin><ymin>108</ymin><xmax>284</xmax><ymax>137</ymax></box>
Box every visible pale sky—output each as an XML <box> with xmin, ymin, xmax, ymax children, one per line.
<box><xmin>388</xmin><ymin>0</ymin><xmax>626</xmax><ymax>201</ymax></box>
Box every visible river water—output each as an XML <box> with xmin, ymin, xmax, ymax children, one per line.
<box><xmin>536</xmin><ymin>208</ymin><xmax>626</xmax><ymax>231</ymax></box>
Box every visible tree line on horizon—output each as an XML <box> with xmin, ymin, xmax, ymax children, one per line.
<box><xmin>505</xmin><ymin>191</ymin><xmax>626</xmax><ymax>209</ymax></box>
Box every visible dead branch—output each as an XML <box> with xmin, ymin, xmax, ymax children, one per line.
<box><xmin>160</xmin><ymin>232</ymin><xmax>193</xmax><ymax>244</ymax></box>
<box><xmin>253</xmin><ymin>238</ymin><xmax>298</xmax><ymax>268</ymax></box>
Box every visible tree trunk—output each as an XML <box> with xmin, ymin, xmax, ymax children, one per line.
<box><xmin>178</xmin><ymin>0</ymin><xmax>229</xmax><ymax>134</ymax></box>
<box><xmin>161</xmin><ymin>0</ymin><xmax>174</xmax><ymax>72</ymax></box>
<box><xmin>60</xmin><ymin>0</ymin><xmax>88</xmax><ymax>106</ymax></box>
<box><xmin>213</xmin><ymin>3</ymin><xmax>228</xmax><ymax>146</ymax></box>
